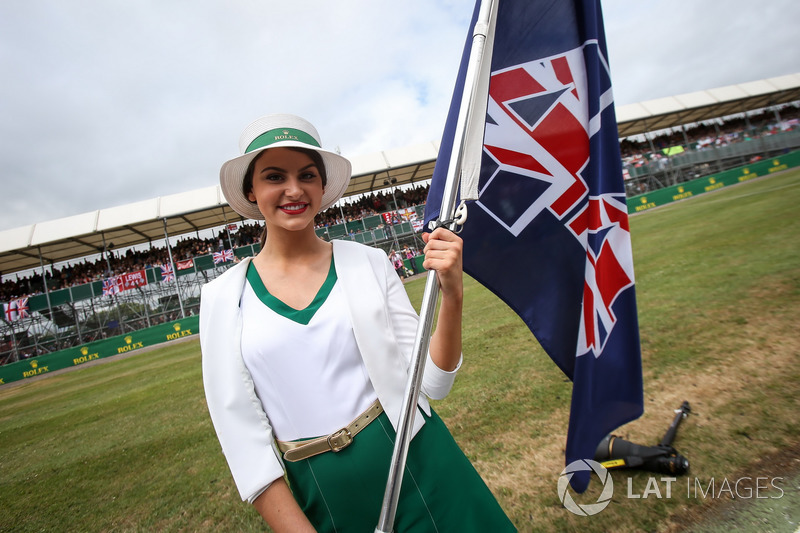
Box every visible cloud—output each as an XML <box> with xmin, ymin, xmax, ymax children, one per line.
<box><xmin>603</xmin><ymin>0</ymin><xmax>800</xmax><ymax>104</ymax></box>
<box><xmin>0</xmin><ymin>0</ymin><xmax>797</xmax><ymax>232</ymax></box>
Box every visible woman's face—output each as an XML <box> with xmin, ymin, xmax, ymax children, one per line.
<box><xmin>246</xmin><ymin>147</ymin><xmax>325</xmax><ymax>233</ymax></box>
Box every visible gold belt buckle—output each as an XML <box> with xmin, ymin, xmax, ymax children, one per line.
<box><xmin>327</xmin><ymin>428</ymin><xmax>353</xmax><ymax>452</ymax></box>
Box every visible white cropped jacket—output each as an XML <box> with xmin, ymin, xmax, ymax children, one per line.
<box><xmin>200</xmin><ymin>240</ymin><xmax>461</xmax><ymax>502</ymax></box>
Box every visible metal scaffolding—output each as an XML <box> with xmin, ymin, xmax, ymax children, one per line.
<box><xmin>1</xmin><ymin>208</ymin><xmax>427</xmax><ymax>365</ymax></box>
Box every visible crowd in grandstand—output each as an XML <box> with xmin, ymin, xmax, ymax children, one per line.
<box><xmin>619</xmin><ymin>106</ymin><xmax>800</xmax><ymax>161</ymax></box>
<box><xmin>0</xmin><ymin>222</ymin><xmax>259</xmax><ymax>302</ymax></box>
<box><xmin>0</xmin><ymin>184</ymin><xmax>430</xmax><ymax>363</ymax></box>
<box><xmin>314</xmin><ymin>183</ymin><xmax>429</xmax><ymax>227</ymax></box>
<box><xmin>0</xmin><ymin>185</ymin><xmax>432</xmax><ymax>303</ymax></box>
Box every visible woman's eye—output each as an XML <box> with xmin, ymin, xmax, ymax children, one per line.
<box><xmin>265</xmin><ymin>173</ymin><xmax>284</xmax><ymax>181</ymax></box>
<box><xmin>301</xmin><ymin>172</ymin><xmax>317</xmax><ymax>180</ymax></box>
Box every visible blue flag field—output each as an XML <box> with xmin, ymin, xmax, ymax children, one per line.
<box><xmin>425</xmin><ymin>0</ymin><xmax>644</xmax><ymax>493</ymax></box>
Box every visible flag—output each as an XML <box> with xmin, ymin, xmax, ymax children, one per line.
<box><xmin>425</xmin><ymin>0</ymin><xmax>643</xmax><ymax>492</ymax></box>
<box><xmin>15</xmin><ymin>298</ymin><xmax>29</xmax><ymax>320</ymax></box>
<box><xmin>160</xmin><ymin>263</ymin><xmax>175</xmax><ymax>282</ymax></box>
<box><xmin>4</xmin><ymin>301</ymin><xmax>18</xmax><ymax>322</ymax></box>
<box><xmin>102</xmin><ymin>277</ymin><xmax>121</xmax><ymax>296</ymax></box>
<box><xmin>101</xmin><ymin>272</ymin><xmax>148</xmax><ymax>292</ymax></box>
<box><xmin>213</xmin><ymin>249</ymin><xmax>234</xmax><ymax>264</ymax></box>
<box><xmin>120</xmin><ymin>270</ymin><xmax>147</xmax><ymax>290</ymax></box>
<box><xmin>176</xmin><ymin>259</ymin><xmax>194</xmax><ymax>271</ymax></box>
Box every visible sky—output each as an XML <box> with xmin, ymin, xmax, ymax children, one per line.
<box><xmin>1</xmin><ymin>0</ymin><xmax>798</xmax><ymax>232</ymax></box>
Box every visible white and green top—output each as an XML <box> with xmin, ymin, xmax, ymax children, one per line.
<box><xmin>239</xmin><ymin>259</ymin><xmax>378</xmax><ymax>442</ymax></box>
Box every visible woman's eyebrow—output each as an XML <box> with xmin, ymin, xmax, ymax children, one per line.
<box><xmin>258</xmin><ymin>163</ymin><xmax>318</xmax><ymax>174</ymax></box>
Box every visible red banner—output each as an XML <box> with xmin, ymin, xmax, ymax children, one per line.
<box><xmin>120</xmin><ymin>270</ymin><xmax>147</xmax><ymax>291</ymax></box>
<box><xmin>176</xmin><ymin>259</ymin><xmax>194</xmax><ymax>271</ymax></box>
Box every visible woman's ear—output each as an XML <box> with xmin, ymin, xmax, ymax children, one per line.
<box><xmin>247</xmin><ymin>191</ymin><xmax>257</xmax><ymax>203</ymax></box>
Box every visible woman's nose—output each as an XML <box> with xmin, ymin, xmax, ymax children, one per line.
<box><xmin>284</xmin><ymin>176</ymin><xmax>303</xmax><ymax>197</ymax></box>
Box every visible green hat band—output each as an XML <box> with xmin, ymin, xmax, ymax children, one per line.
<box><xmin>245</xmin><ymin>127</ymin><xmax>320</xmax><ymax>153</ymax></box>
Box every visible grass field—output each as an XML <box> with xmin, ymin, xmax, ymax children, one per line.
<box><xmin>1</xmin><ymin>170</ymin><xmax>798</xmax><ymax>532</ymax></box>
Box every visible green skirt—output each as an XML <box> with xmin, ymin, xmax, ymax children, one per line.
<box><xmin>283</xmin><ymin>408</ymin><xmax>516</xmax><ymax>532</ymax></box>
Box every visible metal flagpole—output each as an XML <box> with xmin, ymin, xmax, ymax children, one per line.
<box><xmin>162</xmin><ymin>218</ymin><xmax>186</xmax><ymax>319</ymax></box>
<box><xmin>385</xmin><ymin>179</ymin><xmax>402</xmax><ymax>252</ymax></box>
<box><xmin>37</xmin><ymin>247</ymin><xmax>59</xmax><ymax>346</ymax></box>
<box><xmin>3</xmin><ymin>314</ymin><xmax>20</xmax><ymax>363</ymax></box>
<box><xmin>101</xmin><ymin>235</ymin><xmax>126</xmax><ymax>334</ymax></box>
<box><xmin>222</xmin><ymin>209</ymin><xmax>235</xmax><ymax>250</ymax></box>
<box><xmin>374</xmin><ymin>1</ymin><xmax>494</xmax><ymax>530</ymax></box>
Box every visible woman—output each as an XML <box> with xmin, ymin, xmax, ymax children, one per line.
<box><xmin>200</xmin><ymin>114</ymin><xmax>515</xmax><ymax>532</ymax></box>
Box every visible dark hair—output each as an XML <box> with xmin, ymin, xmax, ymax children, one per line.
<box><xmin>241</xmin><ymin>147</ymin><xmax>328</xmax><ymax>249</ymax></box>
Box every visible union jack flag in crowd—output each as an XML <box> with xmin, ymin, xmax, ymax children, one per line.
<box><xmin>102</xmin><ymin>277</ymin><xmax>121</xmax><ymax>296</ymax></box>
<box><xmin>14</xmin><ymin>297</ymin><xmax>29</xmax><ymax>320</ymax></box>
<box><xmin>213</xmin><ymin>249</ymin><xmax>234</xmax><ymax>264</ymax></box>
<box><xmin>160</xmin><ymin>263</ymin><xmax>175</xmax><ymax>282</ymax></box>
<box><xmin>425</xmin><ymin>0</ymin><xmax>643</xmax><ymax>492</ymax></box>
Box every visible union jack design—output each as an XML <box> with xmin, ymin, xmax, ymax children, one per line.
<box><xmin>213</xmin><ymin>249</ymin><xmax>234</xmax><ymax>264</ymax></box>
<box><xmin>15</xmin><ymin>297</ymin><xmax>29</xmax><ymax>320</ymax></box>
<box><xmin>102</xmin><ymin>277</ymin><xmax>121</xmax><ymax>296</ymax></box>
<box><xmin>570</xmin><ymin>195</ymin><xmax>634</xmax><ymax>355</ymax></box>
<box><xmin>160</xmin><ymin>263</ymin><xmax>175</xmax><ymax>282</ymax></box>
<box><xmin>479</xmin><ymin>43</ymin><xmax>633</xmax><ymax>358</ymax></box>
<box><xmin>480</xmin><ymin>47</ymin><xmax>590</xmax><ymax>236</ymax></box>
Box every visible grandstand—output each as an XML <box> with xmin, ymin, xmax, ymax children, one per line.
<box><xmin>1</xmin><ymin>73</ymin><xmax>799</xmax><ymax>367</ymax></box>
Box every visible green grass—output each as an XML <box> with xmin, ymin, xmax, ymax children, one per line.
<box><xmin>1</xmin><ymin>170</ymin><xmax>799</xmax><ymax>532</ymax></box>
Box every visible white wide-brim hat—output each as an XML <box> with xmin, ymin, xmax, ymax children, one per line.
<box><xmin>220</xmin><ymin>114</ymin><xmax>352</xmax><ymax>220</ymax></box>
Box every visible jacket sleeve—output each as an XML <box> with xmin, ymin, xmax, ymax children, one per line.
<box><xmin>375</xmin><ymin>248</ymin><xmax>462</xmax><ymax>400</ymax></box>
<box><xmin>200</xmin><ymin>278</ymin><xmax>285</xmax><ymax>503</ymax></box>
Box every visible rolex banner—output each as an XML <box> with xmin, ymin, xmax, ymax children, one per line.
<box><xmin>0</xmin><ymin>316</ymin><xmax>199</xmax><ymax>385</ymax></box>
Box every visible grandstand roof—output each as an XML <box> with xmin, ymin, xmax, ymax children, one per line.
<box><xmin>2</xmin><ymin>73</ymin><xmax>799</xmax><ymax>275</ymax></box>
<box><xmin>615</xmin><ymin>73</ymin><xmax>800</xmax><ymax>137</ymax></box>
<box><xmin>0</xmin><ymin>142</ymin><xmax>442</xmax><ymax>274</ymax></box>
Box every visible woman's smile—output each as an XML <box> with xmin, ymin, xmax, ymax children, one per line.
<box><xmin>279</xmin><ymin>202</ymin><xmax>310</xmax><ymax>215</ymax></box>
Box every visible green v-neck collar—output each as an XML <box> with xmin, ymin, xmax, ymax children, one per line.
<box><xmin>245</xmin><ymin>257</ymin><xmax>337</xmax><ymax>325</ymax></box>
